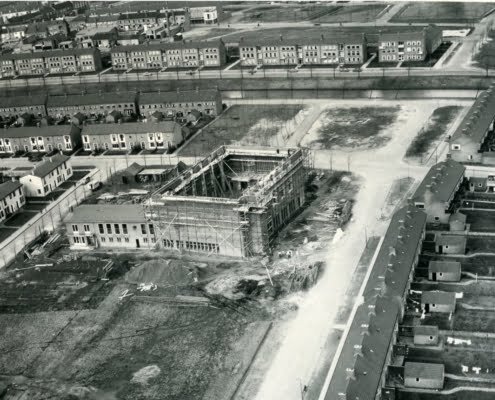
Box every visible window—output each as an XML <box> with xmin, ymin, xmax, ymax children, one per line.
<box><xmin>141</xmin><ymin>224</ymin><xmax>146</xmax><ymax>234</ymax></box>
<box><xmin>72</xmin><ymin>224</ymin><xmax>78</xmax><ymax>232</ymax></box>
<box><xmin>143</xmin><ymin>237</ymin><xmax>148</xmax><ymax>243</ymax></box>
<box><xmin>106</xmin><ymin>223</ymin><xmax>112</xmax><ymax>234</ymax></box>
<box><xmin>101</xmin><ymin>237</ymin><xmax>106</xmax><ymax>243</ymax></box>
<box><xmin>149</xmin><ymin>224</ymin><xmax>154</xmax><ymax>234</ymax></box>
<box><xmin>122</xmin><ymin>224</ymin><xmax>128</xmax><ymax>234</ymax></box>
<box><xmin>114</xmin><ymin>224</ymin><xmax>120</xmax><ymax>234</ymax></box>
<box><xmin>98</xmin><ymin>224</ymin><xmax>104</xmax><ymax>234</ymax></box>
<box><xmin>124</xmin><ymin>237</ymin><xmax>129</xmax><ymax>242</ymax></box>
<box><xmin>83</xmin><ymin>224</ymin><xmax>90</xmax><ymax>232</ymax></box>
<box><xmin>109</xmin><ymin>237</ymin><xmax>114</xmax><ymax>243</ymax></box>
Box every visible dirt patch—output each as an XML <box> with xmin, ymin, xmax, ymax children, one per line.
<box><xmin>405</xmin><ymin>105</ymin><xmax>464</xmax><ymax>160</ymax></box>
<box><xmin>126</xmin><ymin>259</ymin><xmax>201</xmax><ymax>287</ymax></box>
<box><xmin>390</xmin><ymin>2</ymin><xmax>494</xmax><ymax>23</ymax></box>
<box><xmin>301</xmin><ymin>106</ymin><xmax>400</xmax><ymax>150</ymax></box>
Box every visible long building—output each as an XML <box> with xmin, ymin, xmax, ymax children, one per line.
<box><xmin>110</xmin><ymin>39</ymin><xmax>226</xmax><ymax>70</ymax></box>
<box><xmin>239</xmin><ymin>34</ymin><xmax>367</xmax><ymax>66</ymax></box>
<box><xmin>0</xmin><ymin>180</ymin><xmax>25</xmax><ymax>223</ymax></box>
<box><xmin>0</xmin><ymin>48</ymin><xmax>102</xmax><ymax>77</ymax></box>
<box><xmin>326</xmin><ymin>205</ymin><xmax>427</xmax><ymax>400</ymax></box>
<box><xmin>0</xmin><ymin>94</ymin><xmax>47</xmax><ymax>119</ymax></box>
<box><xmin>66</xmin><ymin>146</ymin><xmax>308</xmax><ymax>257</ymax></box>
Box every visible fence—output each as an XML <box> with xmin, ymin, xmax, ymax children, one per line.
<box><xmin>0</xmin><ymin>168</ymin><xmax>100</xmax><ymax>269</ymax></box>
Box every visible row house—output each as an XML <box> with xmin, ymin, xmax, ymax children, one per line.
<box><xmin>117</xmin><ymin>11</ymin><xmax>161</xmax><ymax>31</ymax></box>
<box><xmin>20</xmin><ymin>153</ymin><xmax>72</xmax><ymax>197</ymax></box>
<box><xmin>0</xmin><ymin>125</ymin><xmax>82</xmax><ymax>154</ymax></box>
<box><xmin>66</xmin><ymin>204</ymin><xmax>155</xmax><ymax>250</ymax></box>
<box><xmin>239</xmin><ymin>34</ymin><xmax>367</xmax><ymax>66</ymax></box>
<box><xmin>0</xmin><ymin>48</ymin><xmax>102</xmax><ymax>77</ymax></box>
<box><xmin>47</xmin><ymin>91</ymin><xmax>137</xmax><ymax>119</ymax></box>
<box><xmin>80</xmin><ymin>120</ymin><xmax>184</xmax><ymax>152</ymax></box>
<box><xmin>0</xmin><ymin>180</ymin><xmax>25</xmax><ymax>223</ymax></box>
<box><xmin>0</xmin><ymin>94</ymin><xmax>47</xmax><ymax>120</ymax></box>
<box><xmin>85</xmin><ymin>14</ymin><xmax>120</xmax><ymax>30</ymax></box>
<box><xmin>110</xmin><ymin>39</ymin><xmax>226</xmax><ymax>70</ymax></box>
<box><xmin>25</xmin><ymin>20</ymin><xmax>69</xmax><ymax>38</ymax></box>
<box><xmin>378</xmin><ymin>25</ymin><xmax>442</xmax><ymax>62</ymax></box>
<box><xmin>139</xmin><ymin>89</ymin><xmax>222</xmax><ymax>117</ymax></box>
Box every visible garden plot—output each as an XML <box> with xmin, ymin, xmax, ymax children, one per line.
<box><xmin>179</xmin><ymin>104</ymin><xmax>307</xmax><ymax>157</ymax></box>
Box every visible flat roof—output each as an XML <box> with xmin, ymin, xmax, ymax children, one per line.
<box><xmin>0</xmin><ymin>180</ymin><xmax>22</xmax><ymax>200</ymax></box>
<box><xmin>138</xmin><ymin>168</ymin><xmax>169</xmax><ymax>175</ymax></box>
<box><xmin>67</xmin><ymin>204</ymin><xmax>146</xmax><ymax>223</ymax></box>
<box><xmin>405</xmin><ymin>362</ymin><xmax>444</xmax><ymax>380</ymax></box>
<box><xmin>428</xmin><ymin>260</ymin><xmax>461</xmax><ymax>273</ymax></box>
<box><xmin>421</xmin><ymin>291</ymin><xmax>456</xmax><ymax>305</ymax></box>
<box><xmin>449</xmin><ymin>212</ymin><xmax>467</xmax><ymax>224</ymax></box>
<box><xmin>411</xmin><ymin>160</ymin><xmax>465</xmax><ymax>204</ymax></box>
<box><xmin>435</xmin><ymin>234</ymin><xmax>466</xmax><ymax>247</ymax></box>
<box><xmin>30</xmin><ymin>153</ymin><xmax>70</xmax><ymax>178</ymax></box>
<box><xmin>413</xmin><ymin>325</ymin><xmax>439</xmax><ymax>336</ymax></box>
<box><xmin>451</xmin><ymin>85</ymin><xmax>495</xmax><ymax>147</ymax></box>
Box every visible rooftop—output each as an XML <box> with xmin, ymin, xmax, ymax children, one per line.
<box><xmin>0</xmin><ymin>180</ymin><xmax>22</xmax><ymax>200</ymax></box>
<box><xmin>449</xmin><ymin>212</ymin><xmax>467</xmax><ymax>224</ymax></box>
<box><xmin>451</xmin><ymin>85</ymin><xmax>495</xmax><ymax>147</ymax></box>
<box><xmin>67</xmin><ymin>204</ymin><xmax>146</xmax><ymax>223</ymax></box>
<box><xmin>435</xmin><ymin>233</ymin><xmax>466</xmax><ymax>247</ymax></box>
<box><xmin>0</xmin><ymin>47</ymin><xmax>99</xmax><ymax>61</ymax></box>
<box><xmin>110</xmin><ymin>39</ymin><xmax>224</xmax><ymax>53</ymax></box>
<box><xmin>421</xmin><ymin>291</ymin><xmax>456</xmax><ymax>305</ymax></box>
<box><xmin>30</xmin><ymin>153</ymin><xmax>70</xmax><ymax>178</ymax></box>
<box><xmin>0</xmin><ymin>124</ymin><xmax>79</xmax><ymax>139</ymax></box>
<box><xmin>0</xmin><ymin>94</ymin><xmax>47</xmax><ymax>108</ymax></box>
<box><xmin>239</xmin><ymin>32</ymin><xmax>365</xmax><ymax>47</ymax></box>
<box><xmin>404</xmin><ymin>362</ymin><xmax>444</xmax><ymax>380</ymax></box>
<box><xmin>47</xmin><ymin>92</ymin><xmax>136</xmax><ymax>108</ymax></box>
<box><xmin>428</xmin><ymin>260</ymin><xmax>462</xmax><ymax>273</ymax></box>
<box><xmin>411</xmin><ymin>159</ymin><xmax>465</xmax><ymax>204</ymax></box>
<box><xmin>81</xmin><ymin>120</ymin><xmax>182</xmax><ymax>135</ymax></box>
<box><xmin>413</xmin><ymin>325</ymin><xmax>439</xmax><ymax>336</ymax></box>
<box><xmin>139</xmin><ymin>89</ymin><xmax>220</xmax><ymax>105</ymax></box>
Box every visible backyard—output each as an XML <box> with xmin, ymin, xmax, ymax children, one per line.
<box><xmin>300</xmin><ymin>106</ymin><xmax>400</xmax><ymax>150</ymax></box>
<box><xmin>178</xmin><ymin>104</ymin><xmax>307</xmax><ymax>157</ymax></box>
<box><xmin>474</xmin><ymin>30</ymin><xmax>495</xmax><ymax>69</ymax></box>
<box><xmin>405</xmin><ymin>105</ymin><xmax>464</xmax><ymax>161</ymax></box>
<box><xmin>390</xmin><ymin>2</ymin><xmax>495</xmax><ymax>23</ymax></box>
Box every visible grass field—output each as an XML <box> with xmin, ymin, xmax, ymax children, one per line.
<box><xmin>405</xmin><ymin>105</ymin><xmax>463</xmax><ymax>159</ymax></box>
<box><xmin>301</xmin><ymin>106</ymin><xmax>400</xmax><ymax>150</ymax></box>
<box><xmin>467</xmin><ymin>236</ymin><xmax>495</xmax><ymax>253</ymax></box>
<box><xmin>474</xmin><ymin>30</ymin><xmax>495</xmax><ymax>69</ymax></box>
<box><xmin>239</xmin><ymin>5</ymin><xmax>339</xmax><ymax>23</ymax></box>
<box><xmin>390</xmin><ymin>2</ymin><xmax>494</xmax><ymax>23</ymax></box>
<box><xmin>312</xmin><ymin>4</ymin><xmax>387</xmax><ymax>23</ymax></box>
<box><xmin>464</xmin><ymin>209</ymin><xmax>495</xmax><ymax>232</ymax></box>
<box><xmin>178</xmin><ymin>104</ymin><xmax>306</xmax><ymax>157</ymax></box>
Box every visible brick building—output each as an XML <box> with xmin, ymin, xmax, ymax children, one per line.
<box><xmin>0</xmin><ymin>48</ymin><xmax>102</xmax><ymax>77</ymax></box>
<box><xmin>80</xmin><ymin>121</ymin><xmax>184</xmax><ymax>152</ymax></box>
<box><xmin>139</xmin><ymin>89</ymin><xmax>222</xmax><ymax>118</ymax></box>
<box><xmin>239</xmin><ymin>34</ymin><xmax>366</xmax><ymax>66</ymax></box>
<box><xmin>0</xmin><ymin>125</ymin><xmax>82</xmax><ymax>154</ymax></box>
<box><xmin>0</xmin><ymin>94</ymin><xmax>47</xmax><ymax>120</ymax></box>
<box><xmin>47</xmin><ymin>92</ymin><xmax>137</xmax><ymax>119</ymax></box>
<box><xmin>378</xmin><ymin>25</ymin><xmax>442</xmax><ymax>62</ymax></box>
<box><xmin>110</xmin><ymin>39</ymin><xmax>226</xmax><ymax>70</ymax></box>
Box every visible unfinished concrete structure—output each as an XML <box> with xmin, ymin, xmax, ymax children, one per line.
<box><xmin>146</xmin><ymin>146</ymin><xmax>308</xmax><ymax>257</ymax></box>
<box><xmin>67</xmin><ymin>146</ymin><xmax>308</xmax><ymax>257</ymax></box>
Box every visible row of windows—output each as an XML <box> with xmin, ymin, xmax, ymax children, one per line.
<box><xmin>162</xmin><ymin>239</ymin><xmax>220</xmax><ymax>253</ymax></box>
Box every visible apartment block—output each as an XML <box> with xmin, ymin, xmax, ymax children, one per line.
<box><xmin>0</xmin><ymin>94</ymin><xmax>47</xmax><ymax>119</ymax></box>
<box><xmin>139</xmin><ymin>89</ymin><xmax>222</xmax><ymax>118</ymax></box>
<box><xmin>110</xmin><ymin>39</ymin><xmax>226</xmax><ymax>70</ymax></box>
<box><xmin>239</xmin><ymin>34</ymin><xmax>367</xmax><ymax>66</ymax></box>
<box><xmin>378</xmin><ymin>25</ymin><xmax>442</xmax><ymax>62</ymax></box>
<box><xmin>0</xmin><ymin>125</ymin><xmax>82</xmax><ymax>155</ymax></box>
<box><xmin>20</xmin><ymin>153</ymin><xmax>72</xmax><ymax>197</ymax></box>
<box><xmin>80</xmin><ymin>121</ymin><xmax>184</xmax><ymax>152</ymax></box>
<box><xmin>47</xmin><ymin>92</ymin><xmax>137</xmax><ymax>119</ymax></box>
<box><xmin>0</xmin><ymin>48</ymin><xmax>102</xmax><ymax>77</ymax></box>
<box><xmin>0</xmin><ymin>180</ymin><xmax>25</xmax><ymax>223</ymax></box>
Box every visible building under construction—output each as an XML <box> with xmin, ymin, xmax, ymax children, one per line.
<box><xmin>66</xmin><ymin>146</ymin><xmax>309</xmax><ymax>257</ymax></box>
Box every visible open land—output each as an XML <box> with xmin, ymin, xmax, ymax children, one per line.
<box><xmin>390</xmin><ymin>2</ymin><xmax>495</xmax><ymax>23</ymax></box>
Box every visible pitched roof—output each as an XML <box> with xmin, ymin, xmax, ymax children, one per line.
<box><xmin>30</xmin><ymin>153</ymin><xmax>70</xmax><ymax>178</ymax></box>
<box><xmin>110</xmin><ymin>39</ymin><xmax>224</xmax><ymax>53</ymax></box>
<box><xmin>0</xmin><ymin>180</ymin><xmax>22</xmax><ymax>200</ymax></box>
<box><xmin>47</xmin><ymin>92</ymin><xmax>136</xmax><ymax>107</ymax></box>
<box><xmin>139</xmin><ymin>89</ymin><xmax>220</xmax><ymax>105</ymax></box>
<box><xmin>428</xmin><ymin>260</ymin><xmax>461</xmax><ymax>274</ymax></box>
<box><xmin>364</xmin><ymin>205</ymin><xmax>427</xmax><ymax>301</ymax></box>
<box><xmin>411</xmin><ymin>160</ymin><xmax>465</xmax><ymax>204</ymax></box>
<box><xmin>0</xmin><ymin>124</ymin><xmax>79</xmax><ymax>139</ymax></box>
<box><xmin>413</xmin><ymin>325</ymin><xmax>439</xmax><ymax>336</ymax></box>
<box><xmin>404</xmin><ymin>362</ymin><xmax>444</xmax><ymax>380</ymax></box>
<box><xmin>0</xmin><ymin>94</ymin><xmax>46</xmax><ymax>108</ymax></box>
<box><xmin>67</xmin><ymin>204</ymin><xmax>146</xmax><ymax>223</ymax></box>
<box><xmin>421</xmin><ymin>291</ymin><xmax>456</xmax><ymax>305</ymax></box>
<box><xmin>239</xmin><ymin>33</ymin><xmax>365</xmax><ymax>47</ymax></box>
<box><xmin>124</xmin><ymin>162</ymin><xmax>144</xmax><ymax>176</ymax></box>
<box><xmin>451</xmin><ymin>85</ymin><xmax>495</xmax><ymax>147</ymax></box>
<box><xmin>81</xmin><ymin>121</ymin><xmax>182</xmax><ymax>137</ymax></box>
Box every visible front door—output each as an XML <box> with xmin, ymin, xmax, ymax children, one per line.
<box><xmin>432</xmin><ymin>272</ymin><xmax>437</xmax><ymax>282</ymax></box>
<box><xmin>136</xmin><ymin>239</ymin><xmax>140</xmax><ymax>248</ymax></box>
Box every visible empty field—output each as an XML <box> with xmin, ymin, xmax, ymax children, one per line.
<box><xmin>239</xmin><ymin>5</ymin><xmax>339</xmax><ymax>23</ymax></box>
<box><xmin>178</xmin><ymin>104</ymin><xmax>306</xmax><ymax>157</ymax></box>
<box><xmin>390</xmin><ymin>2</ymin><xmax>494</xmax><ymax>23</ymax></box>
<box><xmin>301</xmin><ymin>106</ymin><xmax>400</xmax><ymax>150</ymax></box>
<box><xmin>405</xmin><ymin>105</ymin><xmax>464</xmax><ymax>159</ymax></box>
<box><xmin>312</xmin><ymin>4</ymin><xmax>387</xmax><ymax>23</ymax></box>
